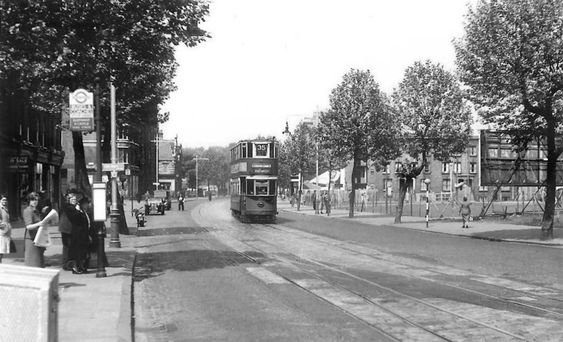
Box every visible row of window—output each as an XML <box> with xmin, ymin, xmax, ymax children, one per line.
<box><xmin>383</xmin><ymin>178</ymin><xmax>486</xmax><ymax>192</ymax></box>
<box><xmin>379</xmin><ymin>161</ymin><xmax>479</xmax><ymax>175</ymax></box>
<box><xmin>230</xmin><ymin>141</ymin><xmax>278</xmax><ymax>161</ymax></box>
<box><xmin>230</xmin><ymin>178</ymin><xmax>277</xmax><ymax>196</ymax></box>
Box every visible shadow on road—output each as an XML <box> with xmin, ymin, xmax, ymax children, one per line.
<box><xmin>133</xmin><ymin>249</ymin><xmax>264</xmax><ymax>281</ymax></box>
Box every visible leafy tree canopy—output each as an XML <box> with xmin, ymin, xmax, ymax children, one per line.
<box><xmin>393</xmin><ymin>60</ymin><xmax>472</xmax><ymax>165</ymax></box>
<box><xmin>0</xmin><ymin>0</ymin><xmax>209</xmax><ymax>124</ymax></box>
<box><xmin>454</xmin><ymin>0</ymin><xmax>563</xmax><ymax>145</ymax></box>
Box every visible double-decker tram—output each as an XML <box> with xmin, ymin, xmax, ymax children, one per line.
<box><xmin>230</xmin><ymin>138</ymin><xmax>278</xmax><ymax>223</ymax></box>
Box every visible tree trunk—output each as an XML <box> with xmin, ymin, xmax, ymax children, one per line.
<box><xmin>116</xmin><ymin>190</ymin><xmax>129</xmax><ymax>235</ymax></box>
<box><xmin>297</xmin><ymin>171</ymin><xmax>302</xmax><ymax>211</ymax></box>
<box><xmin>72</xmin><ymin>131</ymin><xmax>92</xmax><ymax>197</ymax></box>
<box><xmin>541</xmin><ymin>120</ymin><xmax>557</xmax><ymax>240</ymax></box>
<box><xmin>349</xmin><ymin>159</ymin><xmax>359</xmax><ymax>218</ymax></box>
<box><xmin>394</xmin><ymin>177</ymin><xmax>409</xmax><ymax>224</ymax></box>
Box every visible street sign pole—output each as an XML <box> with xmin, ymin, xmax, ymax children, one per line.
<box><xmin>94</xmin><ymin>80</ymin><xmax>107</xmax><ymax>277</ymax></box>
<box><xmin>109</xmin><ymin>82</ymin><xmax>121</xmax><ymax>248</ymax></box>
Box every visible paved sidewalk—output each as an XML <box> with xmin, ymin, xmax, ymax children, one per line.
<box><xmin>279</xmin><ymin>201</ymin><xmax>563</xmax><ymax>247</ymax></box>
<box><xmin>2</xmin><ymin>224</ymin><xmax>137</xmax><ymax>342</ymax></box>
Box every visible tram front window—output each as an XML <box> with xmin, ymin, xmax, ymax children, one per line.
<box><xmin>255</xmin><ymin>180</ymin><xmax>268</xmax><ymax>195</ymax></box>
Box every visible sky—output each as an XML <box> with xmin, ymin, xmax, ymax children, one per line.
<box><xmin>160</xmin><ymin>0</ymin><xmax>473</xmax><ymax>148</ymax></box>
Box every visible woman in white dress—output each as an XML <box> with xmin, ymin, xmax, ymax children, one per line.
<box><xmin>0</xmin><ymin>194</ymin><xmax>12</xmax><ymax>263</ymax></box>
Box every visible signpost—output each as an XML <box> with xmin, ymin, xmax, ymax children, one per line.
<box><xmin>69</xmin><ymin>89</ymin><xmax>94</xmax><ymax>131</ymax></box>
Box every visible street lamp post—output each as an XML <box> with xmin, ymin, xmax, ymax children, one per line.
<box><xmin>109</xmin><ymin>82</ymin><xmax>121</xmax><ymax>248</ymax></box>
<box><xmin>425</xmin><ymin>178</ymin><xmax>431</xmax><ymax>228</ymax></box>
<box><xmin>193</xmin><ymin>156</ymin><xmax>209</xmax><ymax>199</ymax></box>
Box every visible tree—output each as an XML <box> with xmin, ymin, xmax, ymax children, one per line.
<box><xmin>317</xmin><ymin>69</ymin><xmax>399</xmax><ymax>218</ymax></box>
<box><xmin>0</xmin><ymin>0</ymin><xmax>209</xmax><ymax>198</ymax></box>
<box><xmin>455</xmin><ymin>0</ymin><xmax>563</xmax><ymax>239</ymax></box>
<box><xmin>198</xmin><ymin>146</ymin><xmax>231</xmax><ymax>196</ymax></box>
<box><xmin>392</xmin><ymin>60</ymin><xmax>472</xmax><ymax>223</ymax></box>
<box><xmin>282</xmin><ymin>122</ymin><xmax>317</xmax><ymax>210</ymax></box>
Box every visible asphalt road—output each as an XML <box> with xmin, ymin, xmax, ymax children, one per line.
<box><xmin>132</xmin><ymin>198</ymin><xmax>563</xmax><ymax>342</ymax></box>
<box><xmin>276</xmin><ymin>210</ymin><xmax>563</xmax><ymax>288</ymax></box>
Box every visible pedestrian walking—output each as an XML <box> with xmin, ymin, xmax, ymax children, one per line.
<box><xmin>178</xmin><ymin>194</ymin><xmax>185</xmax><ymax>211</ymax></box>
<box><xmin>0</xmin><ymin>194</ymin><xmax>13</xmax><ymax>263</ymax></box>
<box><xmin>312</xmin><ymin>190</ymin><xmax>317</xmax><ymax>213</ymax></box>
<box><xmin>23</xmin><ymin>192</ymin><xmax>46</xmax><ymax>268</ymax></box>
<box><xmin>459</xmin><ymin>196</ymin><xmax>472</xmax><ymax>229</ymax></box>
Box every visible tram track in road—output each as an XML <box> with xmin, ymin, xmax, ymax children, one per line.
<box><xmin>263</xmin><ymin>222</ymin><xmax>563</xmax><ymax>316</ymax></box>
<box><xmin>222</xmin><ymin>228</ymin><xmax>536</xmax><ymax>341</ymax></box>
<box><xmin>193</xmin><ymin>202</ymin><xmax>563</xmax><ymax>340</ymax></box>
<box><xmin>221</xmin><ymin>230</ymin><xmax>561</xmax><ymax>339</ymax></box>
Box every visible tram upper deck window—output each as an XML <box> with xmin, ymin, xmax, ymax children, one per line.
<box><xmin>242</xmin><ymin>143</ymin><xmax>247</xmax><ymax>158</ymax></box>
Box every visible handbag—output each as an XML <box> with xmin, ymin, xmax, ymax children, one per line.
<box><xmin>9</xmin><ymin>239</ymin><xmax>16</xmax><ymax>253</ymax></box>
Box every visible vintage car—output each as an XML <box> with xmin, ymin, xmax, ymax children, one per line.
<box><xmin>145</xmin><ymin>198</ymin><xmax>165</xmax><ymax>215</ymax></box>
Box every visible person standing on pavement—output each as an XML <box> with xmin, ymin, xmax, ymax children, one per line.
<box><xmin>0</xmin><ymin>195</ymin><xmax>13</xmax><ymax>263</ymax></box>
<box><xmin>59</xmin><ymin>191</ymin><xmax>85</xmax><ymax>272</ymax></box>
<box><xmin>75</xmin><ymin>196</ymin><xmax>92</xmax><ymax>272</ymax></box>
<box><xmin>459</xmin><ymin>196</ymin><xmax>472</xmax><ymax>229</ymax></box>
<box><xmin>23</xmin><ymin>192</ymin><xmax>46</xmax><ymax>267</ymax></box>
<box><xmin>312</xmin><ymin>190</ymin><xmax>317</xmax><ymax>213</ymax></box>
<box><xmin>178</xmin><ymin>194</ymin><xmax>185</xmax><ymax>211</ymax></box>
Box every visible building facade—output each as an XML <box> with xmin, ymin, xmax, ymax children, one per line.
<box><xmin>0</xmin><ymin>85</ymin><xmax>65</xmax><ymax>218</ymax></box>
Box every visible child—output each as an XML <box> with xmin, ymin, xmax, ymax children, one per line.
<box><xmin>459</xmin><ymin>196</ymin><xmax>472</xmax><ymax>229</ymax></box>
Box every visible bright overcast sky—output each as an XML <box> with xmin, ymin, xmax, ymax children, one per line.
<box><xmin>160</xmin><ymin>0</ymin><xmax>473</xmax><ymax>148</ymax></box>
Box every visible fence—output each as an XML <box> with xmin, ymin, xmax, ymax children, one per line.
<box><xmin>291</xmin><ymin>189</ymin><xmax>550</xmax><ymax>219</ymax></box>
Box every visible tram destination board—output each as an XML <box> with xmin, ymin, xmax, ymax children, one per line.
<box><xmin>479</xmin><ymin>130</ymin><xmax>563</xmax><ymax>186</ymax></box>
<box><xmin>231</xmin><ymin>159</ymin><xmax>278</xmax><ymax>176</ymax></box>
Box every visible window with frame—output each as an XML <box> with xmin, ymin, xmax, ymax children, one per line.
<box><xmin>500</xmin><ymin>148</ymin><xmax>513</xmax><ymax>158</ymax></box>
<box><xmin>442</xmin><ymin>163</ymin><xmax>449</xmax><ymax>173</ymax></box>
<box><xmin>382</xmin><ymin>164</ymin><xmax>390</xmax><ymax>174</ymax></box>
<box><xmin>454</xmin><ymin>162</ymin><xmax>461</xmax><ymax>174</ymax></box>
<box><xmin>470</xmin><ymin>162</ymin><xmax>477</xmax><ymax>173</ymax></box>
<box><xmin>488</xmin><ymin>148</ymin><xmax>498</xmax><ymax>158</ymax></box>
<box><xmin>442</xmin><ymin>179</ymin><xmax>451</xmax><ymax>192</ymax></box>
<box><xmin>395</xmin><ymin>162</ymin><xmax>403</xmax><ymax>173</ymax></box>
<box><xmin>469</xmin><ymin>146</ymin><xmax>477</xmax><ymax>156</ymax></box>
<box><xmin>255</xmin><ymin>180</ymin><xmax>269</xmax><ymax>195</ymax></box>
